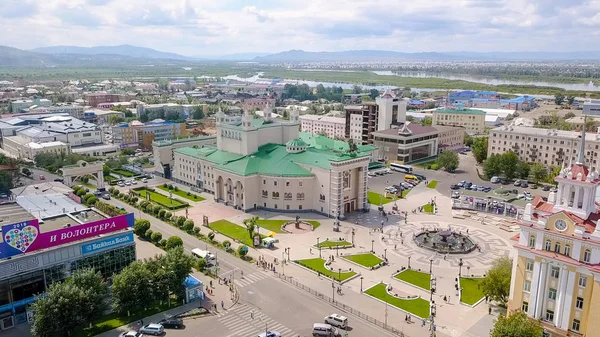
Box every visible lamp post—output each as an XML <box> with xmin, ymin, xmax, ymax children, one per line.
<box><xmin>338</xmin><ymin>268</ymin><xmax>341</xmax><ymax>282</ymax></box>
<box><xmin>336</xmin><ymin>244</ymin><xmax>339</xmax><ymax>256</ymax></box>
<box><xmin>459</xmin><ymin>258</ymin><xmax>463</xmax><ymax>277</ymax></box>
<box><xmin>371</xmin><ymin>239</ymin><xmax>375</xmax><ymax>253</ymax></box>
<box><xmin>286</xmin><ymin>247</ymin><xmax>290</xmax><ymax>261</ymax></box>
<box><xmin>408</xmin><ymin>255</ymin><xmax>412</xmax><ymax>269</ymax></box>
<box><xmin>332</xmin><ymin>281</ymin><xmax>335</xmax><ymax>302</ymax></box>
<box><xmin>360</xmin><ymin>276</ymin><xmax>364</xmax><ymax>293</ymax></box>
<box><xmin>429</xmin><ymin>258</ymin><xmax>433</xmax><ymax>274</ymax></box>
<box><xmin>317</xmin><ymin>237</ymin><xmax>322</xmax><ymax>259</ymax></box>
<box><xmin>467</xmin><ymin>266</ymin><xmax>471</xmax><ymax>277</ymax></box>
<box><xmin>351</xmin><ymin>228</ymin><xmax>355</xmax><ymax>246</ymax></box>
<box><xmin>384</xmin><ymin>248</ymin><xmax>387</xmax><ymax>260</ymax></box>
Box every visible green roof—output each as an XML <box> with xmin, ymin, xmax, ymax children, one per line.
<box><xmin>299</xmin><ymin>132</ymin><xmax>377</xmax><ymax>153</ymax></box>
<box><xmin>435</xmin><ymin>108</ymin><xmax>485</xmax><ymax>115</ymax></box>
<box><xmin>174</xmin><ymin>134</ymin><xmax>374</xmax><ymax>177</ymax></box>
<box><xmin>286</xmin><ymin>139</ymin><xmax>308</xmax><ymax>148</ymax></box>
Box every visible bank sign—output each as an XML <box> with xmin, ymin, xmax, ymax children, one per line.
<box><xmin>0</xmin><ymin>213</ymin><xmax>134</xmax><ymax>259</ymax></box>
<box><xmin>81</xmin><ymin>232</ymin><xmax>134</xmax><ymax>255</ymax></box>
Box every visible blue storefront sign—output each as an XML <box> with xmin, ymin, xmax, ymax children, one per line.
<box><xmin>81</xmin><ymin>232</ymin><xmax>134</xmax><ymax>255</ymax></box>
<box><xmin>0</xmin><ymin>296</ymin><xmax>35</xmax><ymax>313</ymax></box>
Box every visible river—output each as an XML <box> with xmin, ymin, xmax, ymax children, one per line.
<box><xmin>372</xmin><ymin>71</ymin><xmax>600</xmax><ymax>91</ymax></box>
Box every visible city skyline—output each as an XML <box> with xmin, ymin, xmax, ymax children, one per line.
<box><xmin>2</xmin><ymin>0</ymin><xmax>600</xmax><ymax>57</ymax></box>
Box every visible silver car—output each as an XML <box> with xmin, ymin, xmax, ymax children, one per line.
<box><xmin>139</xmin><ymin>323</ymin><xmax>164</xmax><ymax>335</ymax></box>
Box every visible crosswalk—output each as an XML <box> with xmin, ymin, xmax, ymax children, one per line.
<box><xmin>217</xmin><ymin>303</ymin><xmax>298</xmax><ymax>336</ymax></box>
<box><xmin>233</xmin><ymin>271</ymin><xmax>271</xmax><ymax>288</ymax></box>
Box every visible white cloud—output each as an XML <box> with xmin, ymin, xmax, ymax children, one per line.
<box><xmin>0</xmin><ymin>0</ymin><xmax>597</xmax><ymax>56</ymax></box>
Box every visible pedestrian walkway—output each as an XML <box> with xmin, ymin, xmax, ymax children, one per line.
<box><xmin>217</xmin><ymin>303</ymin><xmax>298</xmax><ymax>337</ymax></box>
<box><xmin>234</xmin><ymin>271</ymin><xmax>271</xmax><ymax>288</ymax></box>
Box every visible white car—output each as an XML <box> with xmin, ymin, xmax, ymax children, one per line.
<box><xmin>141</xmin><ymin>178</ymin><xmax>148</xmax><ymax>183</ymax></box>
<box><xmin>119</xmin><ymin>331</ymin><xmax>141</xmax><ymax>337</ymax></box>
<box><xmin>131</xmin><ymin>180</ymin><xmax>138</xmax><ymax>185</ymax></box>
<box><xmin>324</xmin><ymin>314</ymin><xmax>348</xmax><ymax>329</ymax></box>
<box><xmin>257</xmin><ymin>332</ymin><xmax>281</xmax><ymax>337</ymax></box>
<box><xmin>125</xmin><ymin>181</ymin><xmax>131</xmax><ymax>186</ymax></box>
<box><xmin>118</xmin><ymin>182</ymin><xmax>125</xmax><ymax>187</ymax></box>
<box><xmin>139</xmin><ymin>323</ymin><xmax>164</xmax><ymax>335</ymax></box>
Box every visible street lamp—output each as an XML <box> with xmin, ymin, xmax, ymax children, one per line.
<box><xmin>408</xmin><ymin>255</ymin><xmax>412</xmax><ymax>269</ymax></box>
<box><xmin>384</xmin><ymin>248</ymin><xmax>387</xmax><ymax>260</ymax></box>
<box><xmin>332</xmin><ymin>281</ymin><xmax>336</xmax><ymax>302</ymax></box>
<box><xmin>317</xmin><ymin>237</ymin><xmax>322</xmax><ymax>259</ymax></box>
<box><xmin>429</xmin><ymin>258</ymin><xmax>433</xmax><ymax>274</ymax></box>
<box><xmin>360</xmin><ymin>276</ymin><xmax>364</xmax><ymax>293</ymax></box>
<box><xmin>338</xmin><ymin>268</ymin><xmax>341</xmax><ymax>282</ymax></box>
<box><xmin>286</xmin><ymin>247</ymin><xmax>290</xmax><ymax>261</ymax></box>
<box><xmin>351</xmin><ymin>228</ymin><xmax>355</xmax><ymax>246</ymax></box>
<box><xmin>467</xmin><ymin>266</ymin><xmax>471</xmax><ymax>277</ymax></box>
<box><xmin>371</xmin><ymin>239</ymin><xmax>375</xmax><ymax>253</ymax></box>
<box><xmin>459</xmin><ymin>258</ymin><xmax>463</xmax><ymax>277</ymax></box>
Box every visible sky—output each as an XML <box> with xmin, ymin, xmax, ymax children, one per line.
<box><xmin>2</xmin><ymin>0</ymin><xmax>600</xmax><ymax>57</ymax></box>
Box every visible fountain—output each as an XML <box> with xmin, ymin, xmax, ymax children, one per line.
<box><xmin>413</xmin><ymin>228</ymin><xmax>476</xmax><ymax>254</ymax></box>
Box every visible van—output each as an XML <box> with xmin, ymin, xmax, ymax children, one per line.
<box><xmin>191</xmin><ymin>248</ymin><xmax>216</xmax><ymax>265</ymax></box>
<box><xmin>405</xmin><ymin>174</ymin><xmax>418</xmax><ymax>181</ymax></box>
<box><xmin>324</xmin><ymin>314</ymin><xmax>348</xmax><ymax>329</ymax></box>
<box><xmin>312</xmin><ymin>323</ymin><xmax>340</xmax><ymax>337</ymax></box>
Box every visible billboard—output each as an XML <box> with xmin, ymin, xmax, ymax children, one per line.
<box><xmin>0</xmin><ymin>213</ymin><xmax>134</xmax><ymax>259</ymax></box>
<box><xmin>81</xmin><ymin>232</ymin><xmax>134</xmax><ymax>255</ymax></box>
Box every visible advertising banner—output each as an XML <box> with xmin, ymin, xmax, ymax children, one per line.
<box><xmin>81</xmin><ymin>232</ymin><xmax>134</xmax><ymax>255</ymax></box>
<box><xmin>0</xmin><ymin>213</ymin><xmax>134</xmax><ymax>259</ymax></box>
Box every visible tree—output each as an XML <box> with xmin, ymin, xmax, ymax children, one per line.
<box><xmin>31</xmin><ymin>281</ymin><xmax>88</xmax><ymax>337</ymax></box>
<box><xmin>479</xmin><ymin>256</ymin><xmax>512</xmax><ymax>306</ymax></box>
<box><xmin>352</xmin><ymin>85</ymin><xmax>362</xmax><ymax>94</ymax></box>
<box><xmin>133</xmin><ymin>219</ymin><xmax>151</xmax><ymax>236</ymax></box>
<box><xmin>567</xmin><ymin>96</ymin><xmax>575</xmax><ymax>105</ymax></box>
<box><xmin>421</xmin><ymin>116</ymin><xmax>432</xmax><ymax>126</ymax></box>
<box><xmin>490</xmin><ymin>312</ymin><xmax>542</xmax><ymax>337</ymax></box>
<box><xmin>464</xmin><ymin>133</ymin><xmax>474</xmax><ymax>147</ymax></box>
<box><xmin>347</xmin><ymin>138</ymin><xmax>358</xmax><ymax>154</ymax></box>
<box><xmin>151</xmin><ymin>231</ymin><xmax>163</xmax><ymax>243</ymax></box>
<box><xmin>471</xmin><ymin>137</ymin><xmax>489</xmax><ymax>164</ymax></box>
<box><xmin>111</xmin><ymin>261</ymin><xmax>155</xmax><ymax>314</ymax></box>
<box><xmin>530</xmin><ymin>163</ymin><xmax>547</xmax><ymax>183</ymax></box>
<box><xmin>176</xmin><ymin>216</ymin><xmax>186</xmax><ymax>227</ymax></box>
<box><xmin>369</xmin><ymin>89</ymin><xmax>380</xmax><ymax>99</ymax></box>
<box><xmin>69</xmin><ymin>268</ymin><xmax>107</xmax><ymax>321</ymax></box>
<box><xmin>166</xmin><ymin>236</ymin><xmax>183</xmax><ymax>250</ymax></box>
<box><xmin>564</xmin><ymin>111</ymin><xmax>576</xmax><ymax>119</ymax></box>
<box><xmin>121</xmin><ymin>148</ymin><xmax>135</xmax><ymax>156</ymax></box>
<box><xmin>183</xmin><ymin>219</ymin><xmax>195</xmax><ymax>233</ymax></box>
<box><xmin>437</xmin><ymin>150</ymin><xmax>459</xmax><ymax>172</ymax></box>
<box><xmin>192</xmin><ymin>105</ymin><xmax>205</xmax><ymax>120</ymax></box>
<box><xmin>22</xmin><ymin>167</ymin><xmax>31</xmax><ymax>177</ymax></box>
<box><xmin>243</xmin><ymin>216</ymin><xmax>258</xmax><ymax>241</ymax></box>
<box><xmin>196</xmin><ymin>257</ymin><xmax>207</xmax><ymax>271</ymax></box>
<box><xmin>484</xmin><ymin>154</ymin><xmax>503</xmax><ymax>179</ymax></box>
<box><xmin>237</xmin><ymin>245</ymin><xmax>249</xmax><ymax>258</ymax></box>
<box><xmin>501</xmin><ymin>151</ymin><xmax>520</xmax><ymax>180</ymax></box>
<box><xmin>515</xmin><ymin>161</ymin><xmax>530</xmax><ymax>180</ymax></box>
<box><xmin>554</xmin><ymin>93</ymin><xmax>565</xmax><ymax>105</ymax></box>
<box><xmin>161</xmin><ymin>246</ymin><xmax>194</xmax><ymax>298</ymax></box>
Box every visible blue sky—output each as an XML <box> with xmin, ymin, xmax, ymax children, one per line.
<box><xmin>1</xmin><ymin>0</ymin><xmax>599</xmax><ymax>56</ymax></box>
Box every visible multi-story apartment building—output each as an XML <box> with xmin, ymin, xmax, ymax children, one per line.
<box><xmin>172</xmin><ymin>108</ymin><xmax>374</xmax><ymax>218</ymax></box>
<box><xmin>435</xmin><ymin>125</ymin><xmax>466</xmax><ymax>152</ymax></box>
<box><xmin>299</xmin><ymin>115</ymin><xmax>345</xmax><ymax>139</ymax></box>
<box><xmin>85</xmin><ymin>93</ymin><xmax>135</xmax><ymax>107</ymax></box>
<box><xmin>242</xmin><ymin>97</ymin><xmax>276</xmax><ymax>112</ymax></box>
<box><xmin>583</xmin><ymin>99</ymin><xmax>600</xmax><ymax>115</ymax></box>
<box><xmin>10</xmin><ymin>98</ymin><xmax>52</xmax><ymax>113</ymax></box>
<box><xmin>566</xmin><ymin>116</ymin><xmax>600</xmax><ymax>131</ymax></box>
<box><xmin>344</xmin><ymin>91</ymin><xmax>407</xmax><ymax>145</ymax></box>
<box><xmin>432</xmin><ymin>108</ymin><xmax>486</xmax><ymax>134</ymax></box>
<box><xmin>508</xmin><ymin>132</ymin><xmax>600</xmax><ymax>337</ymax></box>
<box><xmin>488</xmin><ymin>125</ymin><xmax>600</xmax><ymax>167</ymax></box>
<box><xmin>152</xmin><ymin>136</ymin><xmax>217</xmax><ymax>179</ymax></box>
<box><xmin>111</xmin><ymin>120</ymin><xmax>186</xmax><ymax>151</ymax></box>
<box><xmin>136</xmin><ymin>103</ymin><xmax>189</xmax><ymax>121</ymax></box>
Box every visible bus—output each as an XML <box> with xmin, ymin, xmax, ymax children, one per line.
<box><xmin>390</xmin><ymin>163</ymin><xmax>413</xmax><ymax>173</ymax></box>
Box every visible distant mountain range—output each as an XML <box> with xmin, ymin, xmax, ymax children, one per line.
<box><xmin>1</xmin><ymin>44</ymin><xmax>600</xmax><ymax>67</ymax></box>
<box><xmin>32</xmin><ymin>44</ymin><xmax>196</xmax><ymax>61</ymax></box>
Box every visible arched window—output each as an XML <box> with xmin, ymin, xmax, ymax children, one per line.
<box><xmin>528</xmin><ymin>235</ymin><xmax>536</xmax><ymax>248</ymax></box>
<box><xmin>584</xmin><ymin>249</ymin><xmax>592</xmax><ymax>263</ymax></box>
<box><xmin>545</xmin><ymin>240</ymin><xmax>552</xmax><ymax>251</ymax></box>
<box><xmin>554</xmin><ymin>242</ymin><xmax>561</xmax><ymax>253</ymax></box>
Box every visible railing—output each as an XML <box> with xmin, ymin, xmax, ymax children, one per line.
<box><xmin>275</xmin><ymin>273</ymin><xmax>408</xmax><ymax>337</ymax></box>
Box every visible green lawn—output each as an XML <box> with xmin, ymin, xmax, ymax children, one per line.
<box><xmin>365</xmin><ymin>283</ymin><xmax>430</xmax><ymax>319</ymax></box>
<box><xmin>422</xmin><ymin>204</ymin><xmax>434</xmax><ymax>213</ymax></box>
<box><xmin>255</xmin><ymin>219</ymin><xmax>321</xmax><ymax>233</ymax></box>
<box><xmin>209</xmin><ymin>220</ymin><xmax>257</xmax><ymax>246</ymax></box>
<box><xmin>426</xmin><ymin>180</ymin><xmax>438</xmax><ymax>189</ymax></box>
<box><xmin>113</xmin><ymin>169</ymin><xmax>135</xmax><ymax>177</ymax></box>
<box><xmin>460</xmin><ymin>277</ymin><xmax>486</xmax><ymax>305</ymax></box>
<box><xmin>73</xmin><ymin>302</ymin><xmax>176</xmax><ymax>337</ymax></box>
<box><xmin>315</xmin><ymin>240</ymin><xmax>352</xmax><ymax>248</ymax></box>
<box><xmin>367</xmin><ymin>191</ymin><xmax>394</xmax><ymax>205</ymax></box>
<box><xmin>157</xmin><ymin>185</ymin><xmax>206</xmax><ymax>202</ymax></box>
<box><xmin>394</xmin><ymin>269</ymin><xmax>431</xmax><ymax>290</ymax></box>
<box><xmin>136</xmin><ymin>189</ymin><xmax>188</xmax><ymax>209</ymax></box>
<box><xmin>343</xmin><ymin>253</ymin><xmax>384</xmax><ymax>268</ymax></box>
<box><xmin>400</xmin><ymin>189</ymin><xmax>411</xmax><ymax>198</ymax></box>
<box><xmin>294</xmin><ymin>258</ymin><xmax>357</xmax><ymax>282</ymax></box>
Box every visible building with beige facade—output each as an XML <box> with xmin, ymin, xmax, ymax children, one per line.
<box><xmin>172</xmin><ymin>108</ymin><xmax>374</xmax><ymax>217</ymax></box>
<box><xmin>152</xmin><ymin>135</ymin><xmax>217</xmax><ymax>179</ymax></box>
<box><xmin>299</xmin><ymin>115</ymin><xmax>345</xmax><ymax>139</ymax></box>
<box><xmin>488</xmin><ymin>125</ymin><xmax>600</xmax><ymax>167</ymax></box>
<box><xmin>508</xmin><ymin>132</ymin><xmax>600</xmax><ymax>337</ymax></box>
<box><xmin>2</xmin><ymin>137</ymin><xmax>68</xmax><ymax>160</ymax></box>
<box><xmin>432</xmin><ymin>107</ymin><xmax>486</xmax><ymax>134</ymax></box>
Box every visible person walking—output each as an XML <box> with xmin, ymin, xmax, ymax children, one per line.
<box><xmin>251</xmin><ymin>311</ymin><xmax>254</xmax><ymax>319</ymax></box>
<box><xmin>221</xmin><ymin>300</ymin><xmax>225</xmax><ymax>309</ymax></box>
<box><xmin>488</xmin><ymin>306</ymin><xmax>492</xmax><ymax>315</ymax></box>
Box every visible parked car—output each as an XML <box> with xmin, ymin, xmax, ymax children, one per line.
<box><xmin>501</xmin><ymin>178</ymin><xmax>510</xmax><ymax>185</ymax></box>
<box><xmin>451</xmin><ymin>191</ymin><xmax>460</xmax><ymax>199</ymax></box>
<box><xmin>139</xmin><ymin>323</ymin><xmax>164</xmax><ymax>335</ymax></box>
<box><xmin>457</xmin><ymin>181</ymin><xmax>466</xmax><ymax>188</ymax></box>
<box><xmin>477</xmin><ymin>186</ymin><xmax>486</xmax><ymax>192</ymax></box>
<box><xmin>401</xmin><ymin>183</ymin><xmax>413</xmax><ymax>189</ymax></box>
<box><xmin>450</xmin><ymin>184</ymin><xmax>460</xmax><ymax>190</ymax></box>
<box><xmin>513</xmin><ymin>180</ymin><xmax>521</xmax><ymax>186</ymax></box>
<box><xmin>131</xmin><ymin>180</ymin><xmax>138</xmax><ymax>185</ymax></box>
<box><xmin>125</xmin><ymin>181</ymin><xmax>131</xmax><ymax>186</ymax></box>
<box><xmin>324</xmin><ymin>314</ymin><xmax>348</xmax><ymax>329</ymax></box>
<box><xmin>257</xmin><ymin>332</ymin><xmax>281</xmax><ymax>337</ymax></box>
<box><xmin>483</xmin><ymin>186</ymin><xmax>492</xmax><ymax>192</ymax></box>
<box><xmin>490</xmin><ymin>176</ymin><xmax>500</xmax><ymax>183</ymax></box>
<box><xmin>102</xmin><ymin>193</ymin><xmax>111</xmax><ymax>200</ymax></box>
<box><xmin>119</xmin><ymin>331</ymin><xmax>141</xmax><ymax>337</ymax></box>
<box><xmin>463</xmin><ymin>182</ymin><xmax>473</xmax><ymax>189</ymax></box>
<box><xmin>542</xmin><ymin>185</ymin><xmax>551</xmax><ymax>191</ymax></box>
<box><xmin>521</xmin><ymin>181</ymin><xmax>529</xmax><ymax>188</ymax></box>
<box><xmin>54</xmin><ymin>178</ymin><xmax>64</xmax><ymax>183</ymax></box>
<box><xmin>510</xmin><ymin>189</ymin><xmax>519</xmax><ymax>194</ymax></box>
<box><xmin>39</xmin><ymin>175</ymin><xmax>45</xmax><ymax>180</ymax></box>
<box><xmin>158</xmin><ymin>317</ymin><xmax>183</xmax><ymax>329</ymax></box>
<box><xmin>470</xmin><ymin>185</ymin><xmax>478</xmax><ymax>191</ymax></box>
<box><xmin>385</xmin><ymin>186</ymin><xmax>396</xmax><ymax>193</ymax></box>
<box><xmin>141</xmin><ymin>178</ymin><xmax>148</xmax><ymax>183</ymax></box>
<box><xmin>530</xmin><ymin>184</ymin><xmax>538</xmax><ymax>189</ymax></box>
<box><xmin>118</xmin><ymin>181</ymin><xmax>125</xmax><ymax>187</ymax></box>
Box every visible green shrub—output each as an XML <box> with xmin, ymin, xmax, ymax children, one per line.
<box><xmin>208</xmin><ymin>231</ymin><xmax>215</xmax><ymax>241</ymax></box>
<box><xmin>87</xmin><ymin>196</ymin><xmax>98</xmax><ymax>206</ymax></box>
<box><xmin>164</xmin><ymin>212</ymin><xmax>172</xmax><ymax>220</ymax></box>
<box><xmin>196</xmin><ymin>258</ymin><xmax>207</xmax><ymax>271</ymax></box>
<box><xmin>426</xmin><ymin>165</ymin><xmax>431</xmax><ymax>169</ymax></box>
<box><xmin>145</xmin><ymin>229</ymin><xmax>153</xmax><ymax>239</ymax></box>
<box><xmin>430</xmin><ymin>163</ymin><xmax>439</xmax><ymax>170</ymax></box>
<box><xmin>158</xmin><ymin>209</ymin><xmax>166</xmax><ymax>218</ymax></box>
<box><xmin>133</xmin><ymin>219</ymin><xmax>151</xmax><ymax>236</ymax></box>
<box><xmin>153</xmin><ymin>206</ymin><xmax>162</xmax><ymax>215</ymax></box>
<box><xmin>237</xmin><ymin>245</ymin><xmax>248</xmax><ymax>257</ymax></box>
<box><xmin>150</xmin><ymin>231</ymin><xmax>162</xmax><ymax>243</ymax></box>
<box><xmin>166</xmin><ymin>236</ymin><xmax>183</xmax><ymax>249</ymax></box>
<box><xmin>118</xmin><ymin>193</ymin><xmax>125</xmax><ymax>199</ymax></box>
<box><xmin>145</xmin><ymin>204</ymin><xmax>154</xmax><ymax>213</ymax></box>
<box><xmin>159</xmin><ymin>239</ymin><xmax>167</xmax><ymax>247</ymax></box>
<box><xmin>183</xmin><ymin>219</ymin><xmax>194</xmax><ymax>232</ymax></box>
<box><xmin>163</xmin><ymin>183</ymin><xmax>168</xmax><ymax>188</ymax></box>
<box><xmin>176</xmin><ymin>216</ymin><xmax>186</xmax><ymax>227</ymax></box>
<box><xmin>193</xmin><ymin>226</ymin><xmax>201</xmax><ymax>235</ymax></box>
<box><xmin>186</xmin><ymin>191</ymin><xmax>191</xmax><ymax>196</ymax></box>
<box><xmin>174</xmin><ymin>186</ymin><xmax>179</xmax><ymax>192</ymax></box>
